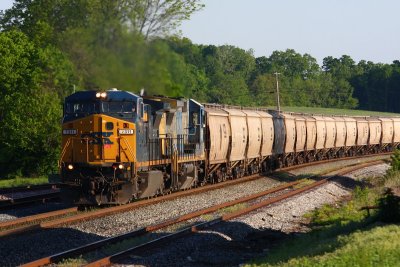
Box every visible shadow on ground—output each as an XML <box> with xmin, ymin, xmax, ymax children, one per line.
<box><xmin>0</xmin><ymin>227</ymin><xmax>104</xmax><ymax>266</ymax></box>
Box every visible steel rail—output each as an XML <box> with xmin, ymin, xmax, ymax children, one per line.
<box><xmin>1</xmin><ymin>155</ymin><xmax>387</xmax><ymax>238</ymax></box>
<box><xmin>0</xmin><ymin>172</ymin><xmax>270</xmax><ymax>238</ymax></box>
<box><xmin>0</xmin><ymin>183</ymin><xmax>59</xmax><ymax>194</ymax></box>
<box><xmin>0</xmin><ymin>207</ymin><xmax>78</xmax><ymax>233</ymax></box>
<box><xmin>22</xmin><ymin>159</ymin><xmax>385</xmax><ymax>267</ymax></box>
<box><xmin>0</xmin><ymin>191</ymin><xmax>61</xmax><ymax>210</ymax></box>
<box><xmin>85</xmin><ymin>180</ymin><xmax>331</xmax><ymax>267</ymax></box>
<box><xmin>21</xmin><ymin>180</ymin><xmax>304</xmax><ymax>267</ymax></box>
<box><xmin>84</xmin><ymin>160</ymin><xmax>385</xmax><ymax>267</ymax></box>
<box><xmin>280</xmin><ymin>152</ymin><xmax>392</xmax><ymax>172</ymax></box>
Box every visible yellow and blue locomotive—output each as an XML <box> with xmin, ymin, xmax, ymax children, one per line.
<box><xmin>60</xmin><ymin>89</ymin><xmax>400</xmax><ymax>205</ymax></box>
<box><xmin>60</xmin><ymin>89</ymin><xmax>205</xmax><ymax>204</ymax></box>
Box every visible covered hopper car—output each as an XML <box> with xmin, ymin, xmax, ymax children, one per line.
<box><xmin>59</xmin><ymin>89</ymin><xmax>400</xmax><ymax>205</ymax></box>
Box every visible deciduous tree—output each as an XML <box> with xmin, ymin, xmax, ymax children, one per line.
<box><xmin>0</xmin><ymin>30</ymin><xmax>67</xmax><ymax>177</ymax></box>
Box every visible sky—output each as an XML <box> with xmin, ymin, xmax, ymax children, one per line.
<box><xmin>179</xmin><ymin>0</ymin><xmax>400</xmax><ymax>64</ymax></box>
<box><xmin>1</xmin><ymin>0</ymin><xmax>399</xmax><ymax>65</ymax></box>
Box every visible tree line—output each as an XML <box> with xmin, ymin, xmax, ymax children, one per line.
<box><xmin>0</xmin><ymin>0</ymin><xmax>399</xmax><ymax>178</ymax></box>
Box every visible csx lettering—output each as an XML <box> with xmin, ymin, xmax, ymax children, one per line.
<box><xmin>81</xmin><ymin>132</ymin><xmax>114</xmax><ymax>145</ymax></box>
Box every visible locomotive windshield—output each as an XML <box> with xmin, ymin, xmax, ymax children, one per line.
<box><xmin>65</xmin><ymin>102</ymin><xmax>100</xmax><ymax>115</ymax></box>
<box><xmin>101</xmin><ymin>102</ymin><xmax>136</xmax><ymax>119</ymax></box>
<box><xmin>64</xmin><ymin>100</ymin><xmax>136</xmax><ymax>121</ymax></box>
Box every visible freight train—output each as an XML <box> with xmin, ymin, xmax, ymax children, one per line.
<box><xmin>59</xmin><ymin>89</ymin><xmax>400</xmax><ymax>205</ymax></box>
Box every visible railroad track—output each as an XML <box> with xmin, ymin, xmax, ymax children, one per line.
<box><xmin>0</xmin><ymin>184</ymin><xmax>61</xmax><ymax>210</ymax></box>
<box><xmin>21</xmin><ymin>159</ymin><xmax>385</xmax><ymax>267</ymax></box>
<box><xmin>279</xmin><ymin>151</ymin><xmax>392</xmax><ymax>172</ymax></box>
<box><xmin>0</xmin><ymin>172</ymin><xmax>266</xmax><ymax>237</ymax></box>
<box><xmin>0</xmin><ymin>183</ymin><xmax>60</xmax><ymax>195</ymax></box>
<box><xmin>0</xmin><ymin>154</ymin><xmax>389</xmax><ymax>237</ymax></box>
<box><xmin>0</xmin><ymin>154</ymin><xmax>388</xmax><ymax>239</ymax></box>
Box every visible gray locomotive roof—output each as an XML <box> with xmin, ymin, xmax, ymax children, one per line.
<box><xmin>65</xmin><ymin>89</ymin><xmax>140</xmax><ymax>102</ymax></box>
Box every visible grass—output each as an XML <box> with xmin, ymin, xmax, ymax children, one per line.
<box><xmin>219</xmin><ymin>203</ymin><xmax>248</xmax><ymax>214</ymax></box>
<box><xmin>58</xmin><ymin>256</ymin><xmax>87</xmax><ymax>267</ymax></box>
<box><xmin>0</xmin><ymin>176</ymin><xmax>49</xmax><ymax>188</ymax></box>
<box><xmin>292</xmin><ymin>179</ymin><xmax>314</xmax><ymax>189</ymax></box>
<box><xmin>248</xmin><ymin>223</ymin><xmax>400</xmax><ymax>267</ymax></box>
<box><xmin>382</xmin><ymin>170</ymin><xmax>400</xmax><ymax>189</ymax></box>
<box><xmin>247</xmin><ymin>165</ymin><xmax>400</xmax><ymax>267</ymax></box>
<box><xmin>199</xmin><ymin>213</ymin><xmax>215</xmax><ymax>221</ymax></box>
<box><xmin>272</xmin><ymin>106</ymin><xmax>400</xmax><ymax>117</ymax></box>
<box><xmin>305</xmin><ymin>186</ymin><xmax>377</xmax><ymax>227</ymax></box>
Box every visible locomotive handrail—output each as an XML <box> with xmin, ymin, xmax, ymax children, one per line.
<box><xmin>58</xmin><ymin>138</ymin><xmax>72</xmax><ymax>167</ymax></box>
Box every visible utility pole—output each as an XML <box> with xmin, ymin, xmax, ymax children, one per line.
<box><xmin>274</xmin><ymin>72</ymin><xmax>281</xmax><ymax>112</ymax></box>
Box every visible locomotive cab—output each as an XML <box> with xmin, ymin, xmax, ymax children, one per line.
<box><xmin>60</xmin><ymin>89</ymin><xmax>141</xmax><ymax>204</ymax></box>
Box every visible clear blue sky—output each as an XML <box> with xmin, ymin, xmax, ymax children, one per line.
<box><xmin>1</xmin><ymin>0</ymin><xmax>399</xmax><ymax>64</ymax></box>
<box><xmin>179</xmin><ymin>0</ymin><xmax>400</xmax><ymax>64</ymax></box>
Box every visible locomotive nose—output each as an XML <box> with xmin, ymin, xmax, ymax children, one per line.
<box><xmin>61</xmin><ymin>114</ymin><xmax>116</xmax><ymax>164</ymax></box>
<box><xmin>75</xmin><ymin>114</ymin><xmax>111</xmax><ymax>163</ymax></box>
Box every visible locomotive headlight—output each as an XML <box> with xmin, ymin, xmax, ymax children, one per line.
<box><xmin>96</xmin><ymin>92</ymin><xmax>101</xmax><ymax>98</ymax></box>
<box><xmin>100</xmin><ymin>92</ymin><xmax>107</xmax><ymax>98</ymax></box>
<box><xmin>67</xmin><ymin>164</ymin><xmax>74</xmax><ymax>170</ymax></box>
<box><xmin>112</xmin><ymin>163</ymin><xmax>125</xmax><ymax>170</ymax></box>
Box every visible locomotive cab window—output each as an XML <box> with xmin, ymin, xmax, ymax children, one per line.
<box><xmin>189</xmin><ymin>112</ymin><xmax>199</xmax><ymax>134</ymax></box>
<box><xmin>106</xmin><ymin>122</ymin><xmax>114</xmax><ymax>130</ymax></box>
<box><xmin>65</xmin><ymin>102</ymin><xmax>100</xmax><ymax>116</ymax></box>
<box><xmin>101</xmin><ymin>101</ymin><xmax>136</xmax><ymax>120</ymax></box>
<box><xmin>191</xmin><ymin>112</ymin><xmax>198</xmax><ymax>125</ymax></box>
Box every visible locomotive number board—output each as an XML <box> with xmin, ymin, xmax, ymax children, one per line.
<box><xmin>118</xmin><ymin>129</ymin><xmax>134</xmax><ymax>135</ymax></box>
<box><xmin>62</xmin><ymin>129</ymin><xmax>77</xmax><ymax>135</ymax></box>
